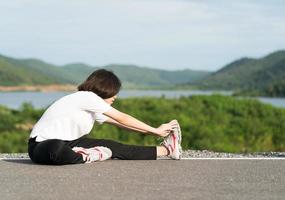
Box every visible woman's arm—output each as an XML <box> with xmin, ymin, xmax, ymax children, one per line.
<box><xmin>103</xmin><ymin>107</ymin><xmax>176</xmax><ymax>137</ymax></box>
<box><xmin>105</xmin><ymin>117</ymin><xmax>148</xmax><ymax>133</ymax></box>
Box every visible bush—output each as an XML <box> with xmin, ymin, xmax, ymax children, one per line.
<box><xmin>1</xmin><ymin>95</ymin><xmax>285</xmax><ymax>153</ymax></box>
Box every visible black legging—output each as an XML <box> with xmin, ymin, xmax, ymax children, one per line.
<box><xmin>28</xmin><ymin>136</ymin><xmax>157</xmax><ymax>165</ymax></box>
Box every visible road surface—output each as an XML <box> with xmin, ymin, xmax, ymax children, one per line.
<box><xmin>0</xmin><ymin>158</ymin><xmax>285</xmax><ymax>200</ymax></box>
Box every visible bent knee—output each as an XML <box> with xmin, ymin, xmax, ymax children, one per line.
<box><xmin>48</xmin><ymin>140</ymin><xmax>66</xmax><ymax>160</ymax></box>
<box><xmin>33</xmin><ymin>140</ymin><xmax>66</xmax><ymax>164</ymax></box>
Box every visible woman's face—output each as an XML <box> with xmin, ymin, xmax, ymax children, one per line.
<box><xmin>104</xmin><ymin>95</ymin><xmax>117</xmax><ymax>105</ymax></box>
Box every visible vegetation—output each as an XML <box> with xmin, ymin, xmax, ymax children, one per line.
<box><xmin>1</xmin><ymin>50</ymin><xmax>285</xmax><ymax>96</ymax></box>
<box><xmin>193</xmin><ymin>50</ymin><xmax>285</xmax><ymax>97</ymax></box>
<box><xmin>0</xmin><ymin>54</ymin><xmax>210</xmax><ymax>89</ymax></box>
<box><xmin>1</xmin><ymin>95</ymin><xmax>285</xmax><ymax>153</ymax></box>
<box><xmin>234</xmin><ymin>78</ymin><xmax>285</xmax><ymax>97</ymax></box>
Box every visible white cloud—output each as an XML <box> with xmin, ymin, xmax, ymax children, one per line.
<box><xmin>0</xmin><ymin>0</ymin><xmax>284</xmax><ymax>70</ymax></box>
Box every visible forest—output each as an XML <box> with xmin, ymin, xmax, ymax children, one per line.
<box><xmin>0</xmin><ymin>95</ymin><xmax>285</xmax><ymax>153</ymax></box>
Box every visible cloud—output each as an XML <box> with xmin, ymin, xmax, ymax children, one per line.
<box><xmin>0</xmin><ymin>0</ymin><xmax>285</xmax><ymax>70</ymax></box>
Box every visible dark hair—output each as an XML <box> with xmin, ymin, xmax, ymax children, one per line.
<box><xmin>78</xmin><ymin>69</ymin><xmax>121</xmax><ymax>99</ymax></box>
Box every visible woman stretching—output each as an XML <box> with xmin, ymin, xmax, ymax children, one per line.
<box><xmin>28</xmin><ymin>69</ymin><xmax>182</xmax><ymax>165</ymax></box>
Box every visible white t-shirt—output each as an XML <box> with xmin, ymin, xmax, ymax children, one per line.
<box><xmin>30</xmin><ymin>91</ymin><xmax>112</xmax><ymax>142</ymax></box>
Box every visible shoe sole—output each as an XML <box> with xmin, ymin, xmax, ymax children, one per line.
<box><xmin>93</xmin><ymin>147</ymin><xmax>112</xmax><ymax>161</ymax></box>
<box><xmin>171</xmin><ymin>123</ymin><xmax>182</xmax><ymax>160</ymax></box>
<box><xmin>176</xmin><ymin>123</ymin><xmax>182</xmax><ymax>145</ymax></box>
<box><xmin>72</xmin><ymin>146</ymin><xmax>112</xmax><ymax>162</ymax></box>
<box><xmin>177</xmin><ymin>123</ymin><xmax>183</xmax><ymax>159</ymax></box>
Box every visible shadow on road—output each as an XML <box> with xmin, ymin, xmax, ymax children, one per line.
<box><xmin>3</xmin><ymin>159</ymin><xmax>35</xmax><ymax>165</ymax></box>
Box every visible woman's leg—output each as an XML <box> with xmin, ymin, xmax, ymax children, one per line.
<box><xmin>67</xmin><ymin>137</ymin><xmax>158</xmax><ymax>160</ymax></box>
<box><xmin>157</xmin><ymin>146</ymin><xmax>169</xmax><ymax>157</ymax></box>
<box><xmin>28</xmin><ymin>138</ymin><xmax>84</xmax><ymax>165</ymax></box>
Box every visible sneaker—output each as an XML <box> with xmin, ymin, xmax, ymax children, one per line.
<box><xmin>72</xmin><ymin>146</ymin><xmax>112</xmax><ymax>163</ymax></box>
<box><xmin>161</xmin><ymin>123</ymin><xmax>182</xmax><ymax>160</ymax></box>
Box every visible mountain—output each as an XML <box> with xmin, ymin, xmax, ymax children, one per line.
<box><xmin>103</xmin><ymin>64</ymin><xmax>209</xmax><ymax>88</ymax></box>
<box><xmin>193</xmin><ymin>50</ymin><xmax>285</xmax><ymax>96</ymax></box>
<box><xmin>0</xmin><ymin>54</ymin><xmax>210</xmax><ymax>89</ymax></box>
<box><xmin>0</xmin><ymin>55</ymin><xmax>58</xmax><ymax>86</ymax></box>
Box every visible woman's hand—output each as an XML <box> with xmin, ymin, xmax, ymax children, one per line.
<box><xmin>155</xmin><ymin>120</ymin><xmax>179</xmax><ymax>137</ymax></box>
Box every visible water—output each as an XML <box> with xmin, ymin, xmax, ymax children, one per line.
<box><xmin>257</xmin><ymin>97</ymin><xmax>285</xmax><ymax>109</ymax></box>
<box><xmin>0</xmin><ymin>90</ymin><xmax>284</xmax><ymax>109</ymax></box>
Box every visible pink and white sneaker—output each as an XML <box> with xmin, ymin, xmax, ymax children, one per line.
<box><xmin>161</xmin><ymin>123</ymin><xmax>182</xmax><ymax>160</ymax></box>
<box><xmin>72</xmin><ymin>146</ymin><xmax>112</xmax><ymax>163</ymax></box>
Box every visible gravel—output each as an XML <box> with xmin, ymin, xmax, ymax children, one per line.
<box><xmin>182</xmin><ymin>150</ymin><xmax>285</xmax><ymax>158</ymax></box>
<box><xmin>0</xmin><ymin>153</ymin><xmax>29</xmax><ymax>159</ymax></box>
<box><xmin>1</xmin><ymin>150</ymin><xmax>285</xmax><ymax>159</ymax></box>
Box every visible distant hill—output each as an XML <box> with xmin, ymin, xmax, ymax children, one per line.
<box><xmin>193</xmin><ymin>50</ymin><xmax>285</xmax><ymax>96</ymax></box>
<box><xmin>0</xmin><ymin>54</ymin><xmax>210</xmax><ymax>89</ymax></box>
<box><xmin>0</xmin><ymin>55</ymin><xmax>61</xmax><ymax>86</ymax></box>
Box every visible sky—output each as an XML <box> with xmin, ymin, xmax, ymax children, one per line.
<box><xmin>0</xmin><ymin>0</ymin><xmax>285</xmax><ymax>71</ymax></box>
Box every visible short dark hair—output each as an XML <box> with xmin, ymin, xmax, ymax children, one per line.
<box><xmin>78</xmin><ymin>69</ymin><xmax>121</xmax><ymax>99</ymax></box>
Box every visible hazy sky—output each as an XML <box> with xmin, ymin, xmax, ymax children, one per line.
<box><xmin>0</xmin><ymin>0</ymin><xmax>284</xmax><ymax>71</ymax></box>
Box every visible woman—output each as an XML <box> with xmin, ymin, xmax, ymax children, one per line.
<box><xmin>28</xmin><ymin>69</ymin><xmax>182</xmax><ymax>165</ymax></box>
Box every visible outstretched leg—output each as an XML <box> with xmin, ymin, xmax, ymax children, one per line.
<box><xmin>67</xmin><ymin>137</ymin><xmax>160</xmax><ymax>160</ymax></box>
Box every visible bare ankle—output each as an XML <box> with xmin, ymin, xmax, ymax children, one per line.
<box><xmin>156</xmin><ymin>146</ymin><xmax>169</xmax><ymax>157</ymax></box>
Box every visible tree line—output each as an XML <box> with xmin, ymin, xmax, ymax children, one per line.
<box><xmin>0</xmin><ymin>95</ymin><xmax>285</xmax><ymax>153</ymax></box>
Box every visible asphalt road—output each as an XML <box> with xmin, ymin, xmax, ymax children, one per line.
<box><xmin>0</xmin><ymin>159</ymin><xmax>284</xmax><ymax>200</ymax></box>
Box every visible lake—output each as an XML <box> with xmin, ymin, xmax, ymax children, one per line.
<box><xmin>0</xmin><ymin>90</ymin><xmax>285</xmax><ymax>109</ymax></box>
